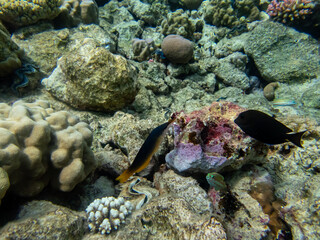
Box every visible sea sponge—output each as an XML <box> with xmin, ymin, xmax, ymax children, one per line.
<box><xmin>0</xmin><ymin>100</ymin><xmax>96</xmax><ymax>198</ymax></box>
<box><xmin>263</xmin><ymin>82</ymin><xmax>279</xmax><ymax>101</ymax></box>
<box><xmin>0</xmin><ymin>0</ymin><xmax>63</xmax><ymax>27</ymax></box>
<box><xmin>161</xmin><ymin>35</ymin><xmax>194</xmax><ymax>64</ymax></box>
<box><xmin>86</xmin><ymin>196</ymin><xmax>133</xmax><ymax>235</ymax></box>
<box><xmin>161</xmin><ymin>9</ymin><xmax>196</xmax><ymax>39</ymax></box>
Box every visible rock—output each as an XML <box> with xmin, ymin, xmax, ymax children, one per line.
<box><xmin>0</xmin><ymin>21</ymin><xmax>23</xmax><ymax>77</ymax></box>
<box><xmin>0</xmin><ymin>167</ymin><xmax>9</xmax><ymax>205</ymax></box>
<box><xmin>244</xmin><ymin>21</ymin><xmax>320</xmax><ymax>83</ymax></box>
<box><xmin>0</xmin><ymin>200</ymin><xmax>86</xmax><ymax>239</ymax></box>
<box><xmin>42</xmin><ymin>39</ymin><xmax>138</xmax><ymax>112</ymax></box>
<box><xmin>165</xmin><ymin>101</ymin><xmax>268</xmax><ymax>175</ymax></box>
<box><xmin>301</xmin><ymin>80</ymin><xmax>320</xmax><ymax>109</ymax></box>
<box><xmin>161</xmin><ymin>35</ymin><xmax>194</xmax><ymax>64</ymax></box>
<box><xmin>12</xmin><ymin>24</ymin><xmax>115</xmax><ymax>76</ymax></box>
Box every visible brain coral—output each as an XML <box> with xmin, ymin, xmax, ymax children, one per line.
<box><xmin>0</xmin><ymin>100</ymin><xmax>96</xmax><ymax>199</ymax></box>
<box><xmin>0</xmin><ymin>0</ymin><xmax>63</xmax><ymax>27</ymax></box>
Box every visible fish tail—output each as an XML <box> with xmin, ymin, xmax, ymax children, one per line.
<box><xmin>286</xmin><ymin>131</ymin><xmax>307</xmax><ymax>148</ymax></box>
<box><xmin>116</xmin><ymin>168</ymin><xmax>135</xmax><ymax>183</ymax></box>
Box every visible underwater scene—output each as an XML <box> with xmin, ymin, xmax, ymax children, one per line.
<box><xmin>0</xmin><ymin>0</ymin><xmax>320</xmax><ymax>239</ymax></box>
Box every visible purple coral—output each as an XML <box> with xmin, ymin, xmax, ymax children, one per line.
<box><xmin>165</xmin><ymin>102</ymin><xmax>267</xmax><ymax>175</ymax></box>
<box><xmin>267</xmin><ymin>0</ymin><xmax>315</xmax><ymax>24</ymax></box>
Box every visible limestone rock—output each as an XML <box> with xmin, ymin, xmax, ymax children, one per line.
<box><xmin>42</xmin><ymin>39</ymin><xmax>138</xmax><ymax>112</ymax></box>
<box><xmin>0</xmin><ymin>200</ymin><xmax>86</xmax><ymax>239</ymax></box>
<box><xmin>244</xmin><ymin>21</ymin><xmax>320</xmax><ymax>83</ymax></box>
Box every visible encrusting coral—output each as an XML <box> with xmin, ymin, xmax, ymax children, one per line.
<box><xmin>85</xmin><ymin>196</ymin><xmax>133</xmax><ymax>235</ymax></box>
<box><xmin>0</xmin><ymin>0</ymin><xmax>63</xmax><ymax>27</ymax></box>
<box><xmin>0</xmin><ymin>100</ymin><xmax>96</xmax><ymax>199</ymax></box>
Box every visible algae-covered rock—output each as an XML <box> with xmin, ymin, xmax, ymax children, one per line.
<box><xmin>42</xmin><ymin>39</ymin><xmax>138</xmax><ymax>112</ymax></box>
<box><xmin>244</xmin><ymin>21</ymin><xmax>320</xmax><ymax>83</ymax></box>
<box><xmin>12</xmin><ymin>24</ymin><xmax>115</xmax><ymax>76</ymax></box>
<box><xmin>0</xmin><ymin>200</ymin><xmax>86</xmax><ymax>239</ymax></box>
<box><xmin>0</xmin><ymin>167</ymin><xmax>9</xmax><ymax>205</ymax></box>
<box><xmin>301</xmin><ymin>81</ymin><xmax>320</xmax><ymax>109</ymax></box>
<box><xmin>0</xmin><ymin>21</ymin><xmax>23</xmax><ymax>77</ymax></box>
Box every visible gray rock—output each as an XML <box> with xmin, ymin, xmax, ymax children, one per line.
<box><xmin>0</xmin><ymin>200</ymin><xmax>86</xmax><ymax>239</ymax></box>
<box><xmin>301</xmin><ymin>80</ymin><xmax>320</xmax><ymax>109</ymax></box>
<box><xmin>42</xmin><ymin>39</ymin><xmax>138</xmax><ymax>112</ymax></box>
<box><xmin>244</xmin><ymin>21</ymin><xmax>320</xmax><ymax>83</ymax></box>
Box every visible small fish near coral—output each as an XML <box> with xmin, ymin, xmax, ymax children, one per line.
<box><xmin>206</xmin><ymin>172</ymin><xmax>227</xmax><ymax>191</ymax></box>
<box><xmin>234</xmin><ymin>110</ymin><xmax>306</xmax><ymax>147</ymax></box>
<box><xmin>116</xmin><ymin>117</ymin><xmax>175</xmax><ymax>183</ymax></box>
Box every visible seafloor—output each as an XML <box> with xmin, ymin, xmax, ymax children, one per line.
<box><xmin>0</xmin><ymin>0</ymin><xmax>319</xmax><ymax>239</ymax></box>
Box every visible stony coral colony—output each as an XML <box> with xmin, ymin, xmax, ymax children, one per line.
<box><xmin>267</xmin><ymin>0</ymin><xmax>315</xmax><ymax>24</ymax></box>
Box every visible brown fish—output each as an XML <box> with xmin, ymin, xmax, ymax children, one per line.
<box><xmin>234</xmin><ymin>110</ymin><xmax>306</xmax><ymax>147</ymax></box>
<box><xmin>116</xmin><ymin>118</ymin><xmax>174</xmax><ymax>183</ymax></box>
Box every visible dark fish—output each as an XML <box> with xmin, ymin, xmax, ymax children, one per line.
<box><xmin>116</xmin><ymin>119</ymin><xmax>174</xmax><ymax>183</ymax></box>
<box><xmin>234</xmin><ymin>110</ymin><xmax>306</xmax><ymax>147</ymax></box>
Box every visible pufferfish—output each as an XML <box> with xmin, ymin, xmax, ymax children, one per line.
<box><xmin>116</xmin><ymin>117</ymin><xmax>175</xmax><ymax>183</ymax></box>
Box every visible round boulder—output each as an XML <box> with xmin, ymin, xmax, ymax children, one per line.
<box><xmin>161</xmin><ymin>35</ymin><xmax>193</xmax><ymax>64</ymax></box>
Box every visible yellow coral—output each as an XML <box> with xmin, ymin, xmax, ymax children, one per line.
<box><xmin>0</xmin><ymin>0</ymin><xmax>63</xmax><ymax>27</ymax></box>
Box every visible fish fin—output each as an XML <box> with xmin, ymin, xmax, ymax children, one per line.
<box><xmin>116</xmin><ymin>169</ymin><xmax>135</xmax><ymax>183</ymax></box>
<box><xmin>286</xmin><ymin>131</ymin><xmax>307</xmax><ymax>148</ymax></box>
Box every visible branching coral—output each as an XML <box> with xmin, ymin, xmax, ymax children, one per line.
<box><xmin>0</xmin><ymin>0</ymin><xmax>63</xmax><ymax>27</ymax></box>
<box><xmin>267</xmin><ymin>0</ymin><xmax>315</xmax><ymax>24</ymax></box>
<box><xmin>86</xmin><ymin>196</ymin><xmax>133</xmax><ymax>235</ymax></box>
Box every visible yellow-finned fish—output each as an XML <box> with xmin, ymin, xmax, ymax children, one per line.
<box><xmin>116</xmin><ymin>118</ymin><xmax>175</xmax><ymax>183</ymax></box>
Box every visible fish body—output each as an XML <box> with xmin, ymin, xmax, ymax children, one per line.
<box><xmin>234</xmin><ymin>110</ymin><xmax>306</xmax><ymax>147</ymax></box>
<box><xmin>272</xmin><ymin>99</ymin><xmax>296</xmax><ymax>106</ymax></box>
<box><xmin>206</xmin><ymin>172</ymin><xmax>227</xmax><ymax>191</ymax></box>
<box><xmin>116</xmin><ymin>120</ymin><xmax>173</xmax><ymax>183</ymax></box>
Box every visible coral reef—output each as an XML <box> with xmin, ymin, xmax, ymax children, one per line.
<box><xmin>0</xmin><ymin>100</ymin><xmax>96</xmax><ymax>198</ymax></box>
<box><xmin>54</xmin><ymin>0</ymin><xmax>99</xmax><ymax>28</ymax></box>
<box><xmin>42</xmin><ymin>38</ymin><xmax>138</xmax><ymax>112</ymax></box>
<box><xmin>132</xmin><ymin>38</ymin><xmax>155</xmax><ymax>62</ymax></box>
<box><xmin>165</xmin><ymin>101</ymin><xmax>268</xmax><ymax>175</ymax></box>
<box><xmin>0</xmin><ymin>0</ymin><xmax>63</xmax><ymax>28</ymax></box>
<box><xmin>161</xmin><ymin>9</ymin><xmax>196</xmax><ymax>39</ymax></box>
<box><xmin>0</xmin><ymin>21</ymin><xmax>23</xmax><ymax>77</ymax></box>
<box><xmin>267</xmin><ymin>0</ymin><xmax>315</xmax><ymax>24</ymax></box>
<box><xmin>203</xmin><ymin>0</ymin><xmax>260</xmax><ymax>28</ymax></box>
<box><xmin>161</xmin><ymin>35</ymin><xmax>194</xmax><ymax>64</ymax></box>
<box><xmin>263</xmin><ymin>82</ymin><xmax>279</xmax><ymax>101</ymax></box>
<box><xmin>85</xmin><ymin>196</ymin><xmax>133</xmax><ymax>235</ymax></box>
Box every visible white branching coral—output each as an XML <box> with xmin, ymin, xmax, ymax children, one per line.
<box><xmin>85</xmin><ymin>196</ymin><xmax>133</xmax><ymax>235</ymax></box>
